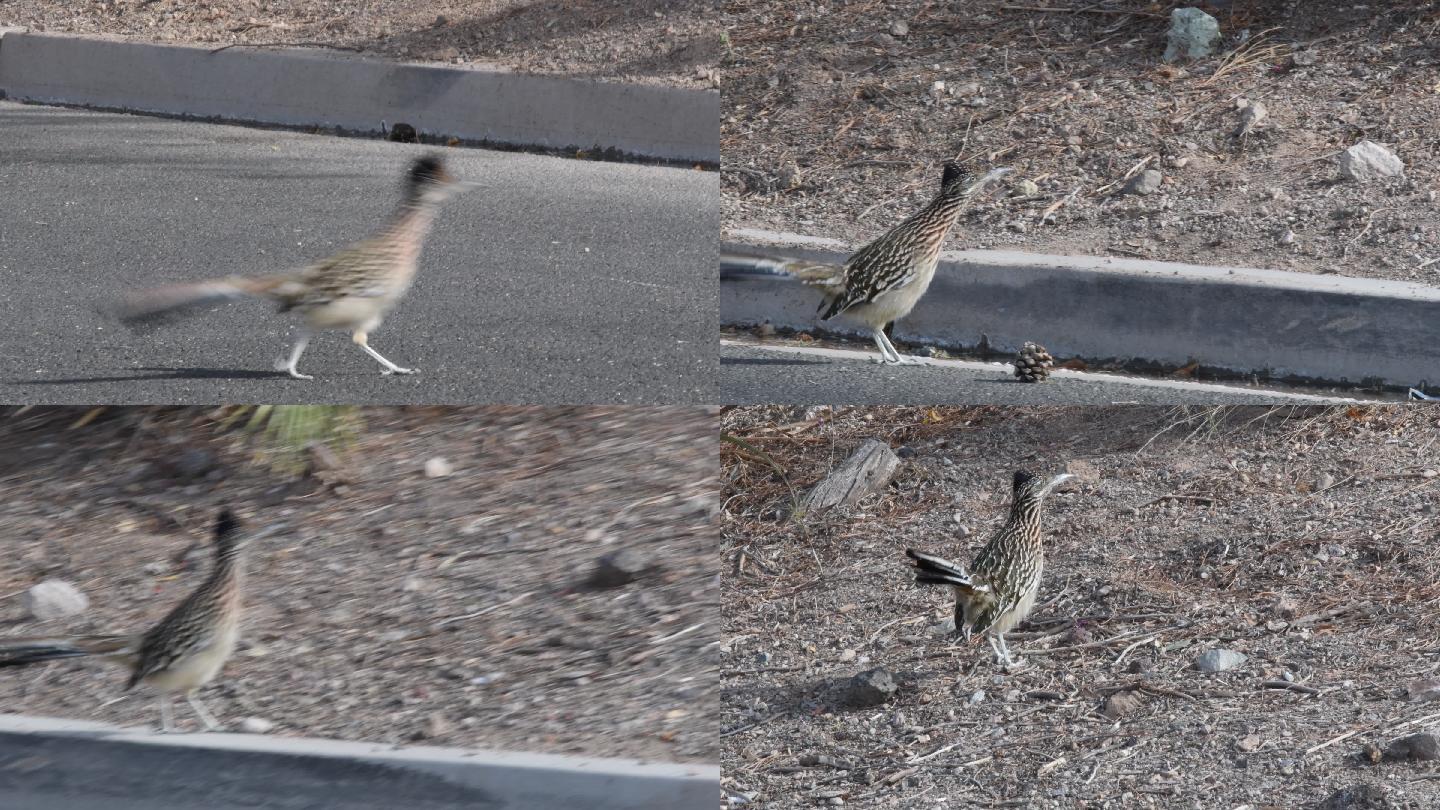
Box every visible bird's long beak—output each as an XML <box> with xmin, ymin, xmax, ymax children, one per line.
<box><xmin>1039</xmin><ymin>473</ymin><xmax>1076</xmax><ymax>498</ymax></box>
<box><xmin>453</xmin><ymin>180</ymin><xmax>481</xmax><ymax>193</ymax></box>
<box><xmin>964</xmin><ymin>167</ymin><xmax>1013</xmax><ymax>197</ymax></box>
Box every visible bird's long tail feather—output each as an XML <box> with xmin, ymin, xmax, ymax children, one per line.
<box><xmin>719</xmin><ymin>252</ymin><xmax>847</xmax><ymax>289</ymax></box>
<box><xmin>0</xmin><ymin>635</ymin><xmax>136</xmax><ymax>668</ymax></box>
<box><xmin>111</xmin><ymin>274</ymin><xmax>297</xmax><ymax>330</ymax></box>
<box><xmin>905</xmin><ymin>549</ymin><xmax>990</xmax><ymax>594</ymax></box>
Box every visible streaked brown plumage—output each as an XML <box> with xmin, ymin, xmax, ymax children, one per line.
<box><xmin>906</xmin><ymin>470</ymin><xmax>1074</xmax><ymax>667</ymax></box>
<box><xmin>114</xmin><ymin>155</ymin><xmax>473</xmax><ymax>379</ymax></box>
<box><xmin>0</xmin><ymin>509</ymin><xmax>266</xmax><ymax>731</ymax></box>
<box><xmin>719</xmin><ymin>164</ymin><xmax>1011</xmax><ymax>364</ymax></box>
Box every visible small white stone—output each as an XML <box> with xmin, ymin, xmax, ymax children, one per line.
<box><xmin>239</xmin><ymin>717</ymin><xmax>275</xmax><ymax>734</ymax></box>
<box><xmin>24</xmin><ymin>580</ymin><xmax>89</xmax><ymax>621</ymax></box>
<box><xmin>1339</xmin><ymin>140</ymin><xmax>1404</xmax><ymax>182</ymax></box>
<box><xmin>424</xmin><ymin>457</ymin><xmax>454</xmax><ymax>478</ymax></box>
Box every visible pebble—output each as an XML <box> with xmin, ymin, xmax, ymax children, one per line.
<box><xmin>889</xmin><ymin>20</ymin><xmax>908</xmax><ymax>37</ymax></box>
<box><xmin>1123</xmin><ymin>169</ymin><xmax>1163</xmax><ymax>196</ymax></box>
<box><xmin>1195</xmin><ymin>648</ymin><xmax>1247</xmax><ymax>672</ymax></box>
<box><xmin>1102</xmin><ymin>690</ymin><xmax>1144</xmax><ymax>720</ymax></box>
<box><xmin>1317</xmin><ymin>783</ymin><xmax>1390</xmax><ymax>809</ymax></box>
<box><xmin>423</xmin><ymin>457</ymin><xmax>454</xmax><ymax>478</ymax></box>
<box><xmin>24</xmin><ymin>580</ymin><xmax>89</xmax><ymax>621</ymax></box>
<box><xmin>239</xmin><ymin>717</ymin><xmax>275</xmax><ymax>734</ymax></box>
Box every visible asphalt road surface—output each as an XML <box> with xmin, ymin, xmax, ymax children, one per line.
<box><xmin>0</xmin><ymin>102</ymin><xmax>716</xmax><ymax>404</ymax></box>
<box><xmin>721</xmin><ymin>341</ymin><xmax>1370</xmax><ymax>405</ymax></box>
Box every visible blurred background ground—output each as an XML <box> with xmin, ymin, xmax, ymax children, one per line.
<box><xmin>0</xmin><ymin>405</ymin><xmax>717</xmax><ymax>762</ymax></box>
<box><xmin>0</xmin><ymin>0</ymin><xmax>719</xmax><ymax>87</ymax></box>
<box><xmin>722</xmin><ymin>404</ymin><xmax>1440</xmax><ymax>806</ymax></box>
<box><xmin>722</xmin><ymin>1</ymin><xmax>1440</xmax><ymax>283</ymax></box>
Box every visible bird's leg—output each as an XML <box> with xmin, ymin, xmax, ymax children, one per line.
<box><xmin>986</xmin><ymin>635</ymin><xmax>1006</xmax><ymax>664</ymax></box>
<box><xmin>874</xmin><ymin>328</ymin><xmax>926</xmax><ymax>366</ymax></box>
<box><xmin>995</xmin><ymin>635</ymin><xmax>1024</xmax><ymax>669</ymax></box>
<box><xmin>275</xmin><ymin>331</ymin><xmax>314</xmax><ymax>380</ymax></box>
<box><xmin>158</xmin><ymin>694</ymin><xmax>175</xmax><ymax>733</ymax></box>
<box><xmin>352</xmin><ymin>331</ymin><xmax>416</xmax><ymax>376</ymax></box>
<box><xmin>185</xmin><ymin>691</ymin><xmax>222</xmax><ymax>732</ymax></box>
<box><xmin>871</xmin><ymin>329</ymin><xmax>901</xmax><ymax>364</ymax></box>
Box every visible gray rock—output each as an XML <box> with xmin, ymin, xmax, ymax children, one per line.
<box><xmin>1102</xmin><ymin>690</ymin><xmax>1145</xmax><ymax>720</ymax></box>
<box><xmin>1339</xmin><ymin>141</ymin><xmax>1404</xmax><ymax>182</ymax></box>
<box><xmin>1317</xmin><ymin>783</ymin><xmax>1392</xmax><ymax>810</ymax></box>
<box><xmin>1195</xmin><ymin>648</ymin><xmax>1247</xmax><ymax>672</ymax></box>
<box><xmin>1012</xmin><ymin>179</ymin><xmax>1040</xmax><ymax>198</ymax></box>
<box><xmin>1408</xmin><ymin>678</ymin><xmax>1440</xmax><ymax>703</ymax></box>
<box><xmin>1164</xmin><ymin>8</ymin><xmax>1221</xmax><ymax>62</ymax></box>
<box><xmin>843</xmin><ymin>668</ymin><xmax>898</xmax><ymax>707</ymax></box>
<box><xmin>171</xmin><ymin>448</ymin><xmax>218</xmax><ymax>482</ymax></box>
<box><xmin>1124</xmin><ymin>169</ymin><xmax>1163</xmax><ymax>195</ymax></box>
<box><xmin>23</xmin><ymin>580</ymin><xmax>89</xmax><ymax>621</ymax></box>
<box><xmin>1235</xmin><ymin>100</ymin><xmax>1267</xmax><ymax>137</ymax></box>
<box><xmin>889</xmin><ymin>20</ymin><xmax>909</xmax><ymax>37</ymax></box>
<box><xmin>1385</xmin><ymin>731</ymin><xmax>1440</xmax><ymax>761</ymax></box>
<box><xmin>588</xmin><ymin>548</ymin><xmax>654</xmax><ymax>588</ymax></box>
<box><xmin>423</xmin><ymin>456</ymin><xmax>454</xmax><ymax>478</ymax></box>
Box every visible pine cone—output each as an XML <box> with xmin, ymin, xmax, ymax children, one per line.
<box><xmin>1014</xmin><ymin>341</ymin><xmax>1054</xmax><ymax>382</ymax></box>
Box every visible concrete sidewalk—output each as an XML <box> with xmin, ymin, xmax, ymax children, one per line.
<box><xmin>0</xmin><ymin>30</ymin><xmax>717</xmax><ymax>164</ymax></box>
<box><xmin>0</xmin><ymin>714</ymin><xmax>717</xmax><ymax>810</ymax></box>
<box><xmin>721</xmin><ymin>229</ymin><xmax>1440</xmax><ymax>392</ymax></box>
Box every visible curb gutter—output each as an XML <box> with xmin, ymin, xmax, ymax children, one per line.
<box><xmin>721</xmin><ymin>229</ymin><xmax>1440</xmax><ymax>391</ymax></box>
<box><xmin>0</xmin><ymin>714</ymin><xmax>717</xmax><ymax>810</ymax></box>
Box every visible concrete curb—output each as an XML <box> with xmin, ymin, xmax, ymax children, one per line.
<box><xmin>722</xmin><ymin>229</ymin><xmax>1440</xmax><ymax>390</ymax></box>
<box><xmin>0</xmin><ymin>714</ymin><xmax>717</xmax><ymax>810</ymax></box>
<box><xmin>0</xmin><ymin>31</ymin><xmax>718</xmax><ymax>164</ymax></box>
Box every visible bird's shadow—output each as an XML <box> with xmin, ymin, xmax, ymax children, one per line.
<box><xmin>17</xmin><ymin>367</ymin><xmax>290</xmax><ymax>385</ymax></box>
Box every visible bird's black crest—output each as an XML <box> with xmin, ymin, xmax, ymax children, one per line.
<box><xmin>940</xmin><ymin>161</ymin><xmax>968</xmax><ymax>189</ymax></box>
<box><xmin>213</xmin><ymin>508</ymin><xmax>240</xmax><ymax>539</ymax></box>
<box><xmin>409</xmin><ymin>155</ymin><xmax>447</xmax><ymax>185</ymax></box>
<box><xmin>1012</xmin><ymin>470</ymin><xmax>1036</xmax><ymax>491</ymax></box>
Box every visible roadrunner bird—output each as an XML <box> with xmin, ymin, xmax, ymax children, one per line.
<box><xmin>0</xmin><ymin>509</ymin><xmax>268</xmax><ymax>732</ymax></box>
<box><xmin>114</xmin><ymin>155</ymin><xmax>472</xmax><ymax>379</ymax></box>
<box><xmin>906</xmin><ymin>470</ymin><xmax>1074</xmax><ymax>667</ymax></box>
<box><xmin>720</xmin><ymin>164</ymin><xmax>1011</xmax><ymax>364</ymax></box>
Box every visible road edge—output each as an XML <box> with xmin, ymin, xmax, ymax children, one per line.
<box><xmin>0</xmin><ymin>30</ymin><xmax>718</xmax><ymax>164</ymax></box>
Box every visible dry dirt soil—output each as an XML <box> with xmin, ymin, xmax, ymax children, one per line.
<box><xmin>0</xmin><ymin>0</ymin><xmax>718</xmax><ymax>87</ymax></box>
<box><xmin>722</xmin><ymin>404</ymin><xmax>1440</xmax><ymax>807</ymax></box>
<box><xmin>0</xmin><ymin>405</ymin><xmax>717</xmax><ymax>763</ymax></box>
<box><xmin>721</xmin><ymin>1</ymin><xmax>1440</xmax><ymax>283</ymax></box>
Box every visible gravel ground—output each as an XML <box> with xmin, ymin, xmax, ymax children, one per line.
<box><xmin>0</xmin><ymin>406</ymin><xmax>718</xmax><ymax>763</ymax></box>
<box><xmin>721</xmin><ymin>1</ymin><xmax>1440</xmax><ymax>283</ymax></box>
<box><xmin>722</xmin><ymin>405</ymin><xmax>1440</xmax><ymax>807</ymax></box>
<box><xmin>0</xmin><ymin>0</ymin><xmax>718</xmax><ymax>88</ymax></box>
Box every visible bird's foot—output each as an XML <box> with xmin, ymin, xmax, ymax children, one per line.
<box><xmin>876</xmin><ymin>354</ymin><xmax>928</xmax><ymax>366</ymax></box>
<box><xmin>275</xmin><ymin>358</ymin><xmax>314</xmax><ymax>380</ymax></box>
<box><xmin>381</xmin><ymin>366</ymin><xmax>418</xmax><ymax>376</ymax></box>
<box><xmin>997</xmin><ymin>656</ymin><xmax>1026</xmax><ymax>672</ymax></box>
